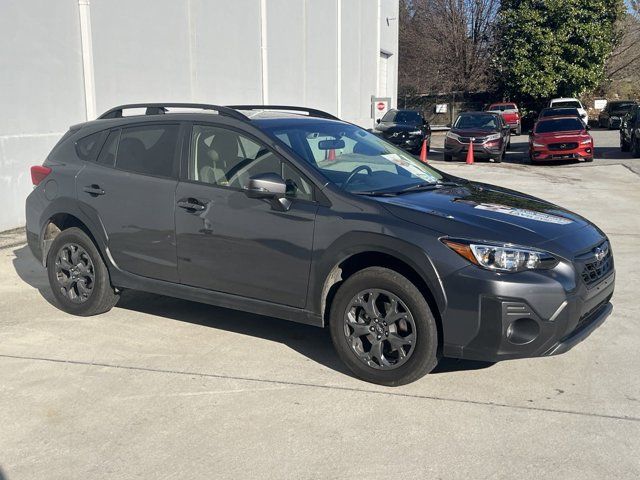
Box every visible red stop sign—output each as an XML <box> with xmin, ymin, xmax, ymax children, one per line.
<box><xmin>377</xmin><ymin>102</ymin><xmax>386</xmax><ymax>111</ymax></box>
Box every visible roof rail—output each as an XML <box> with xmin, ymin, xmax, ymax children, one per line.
<box><xmin>97</xmin><ymin>103</ymin><xmax>249</xmax><ymax>122</ymax></box>
<box><xmin>226</xmin><ymin>105</ymin><xmax>339</xmax><ymax>120</ymax></box>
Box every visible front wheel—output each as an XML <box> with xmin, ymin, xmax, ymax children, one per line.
<box><xmin>47</xmin><ymin>227</ymin><xmax>119</xmax><ymax>316</ymax></box>
<box><xmin>329</xmin><ymin>267</ymin><xmax>439</xmax><ymax>386</ymax></box>
<box><xmin>621</xmin><ymin>134</ymin><xmax>630</xmax><ymax>152</ymax></box>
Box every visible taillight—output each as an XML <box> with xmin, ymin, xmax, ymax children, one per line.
<box><xmin>31</xmin><ymin>165</ymin><xmax>52</xmax><ymax>186</ymax></box>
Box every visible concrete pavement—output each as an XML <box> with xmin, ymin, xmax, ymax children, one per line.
<box><xmin>0</xmin><ymin>129</ymin><xmax>639</xmax><ymax>479</ymax></box>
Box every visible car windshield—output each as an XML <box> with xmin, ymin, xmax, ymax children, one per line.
<box><xmin>488</xmin><ymin>104</ymin><xmax>517</xmax><ymax>112</ymax></box>
<box><xmin>541</xmin><ymin>108</ymin><xmax>579</xmax><ymax>117</ymax></box>
<box><xmin>262</xmin><ymin>120</ymin><xmax>443</xmax><ymax>194</ymax></box>
<box><xmin>535</xmin><ymin>118</ymin><xmax>585</xmax><ymax>133</ymax></box>
<box><xmin>551</xmin><ymin>100</ymin><xmax>581</xmax><ymax>108</ymax></box>
<box><xmin>381</xmin><ymin>110</ymin><xmax>422</xmax><ymax>124</ymax></box>
<box><xmin>454</xmin><ymin>113</ymin><xmax>499</xmax><ymax>130</ymax></box>
<box><xmin>609</xmin><ymin>102</ymin><xmax>635</xmax><ymax>112</ymax></box>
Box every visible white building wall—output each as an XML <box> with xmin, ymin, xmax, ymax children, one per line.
<box><xmin>0</xmin><ymin>0</ymin><xmax>399</xmax><ymax>231</ymax></box>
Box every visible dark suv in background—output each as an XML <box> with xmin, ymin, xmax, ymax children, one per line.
<box><xmin>620</xmin><ymin>103</ymin><xmax>640</xmax><ymax>156</ymax></box>
<box><xmin>373</xmin><ymin>109</ymin><xmax>431</xmax><ymax>154</ymax></box>
<box><xmin>598</xmin><ymin>100</ymin><xmax>637</xmax><ymax>129</ymax></box>
<box><xmin>26</xmin><ymin>103</ymin><xmax>614</xmax><ymax>386</ymax></box>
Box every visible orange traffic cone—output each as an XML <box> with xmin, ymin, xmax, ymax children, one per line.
<box><xmin>328</xmin><ymin>148</ymin><xmax>336</xmax><ymax>161</ymax></box>
<box><xmin>466</xmin><ymin>140</ymin><xmax>474</xmax><ymax>165</ymax></box>
<box><xmin>419</xmin><ymin>139</ymin><xmax>428</xmax><ymax>163</ymax></box>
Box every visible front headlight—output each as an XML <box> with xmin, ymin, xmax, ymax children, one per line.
<box><xmin>532</xmin><ymin>141</ymin><xmax>545</xmax><ymax>148</ymax></box>
<box><xmin>580</xmin><ymin>138</ymin><xmax>592</xmax><ymax>145</ymax></box>
<box><xmin>446</xmin><ymin>131</ymin><xmax>461</xmax><ymax>141</ymax></box>
<box><xmin>484</xmin><ymin>133</ymin><xmax>501</xmax><ymax>142</ymax></box>
<box><xmin>442</xmin><ymin>238</ymin><xmax>558</xmax><ymax>272</ymax></box>
<box><xmin>408</xmin><ymin>129</ymin><xmax>422</xmax><ymax>136</ymax></box>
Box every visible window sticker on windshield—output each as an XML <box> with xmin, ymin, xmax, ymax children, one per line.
<box><xmin>474</xmin><ymin>203</ymin><xmax>573</xmax><ymax>225</ymax></box>
<box><xmin>381</xmin><ymin>154</ymin><xmax>436</xmax><ymax>180</ymax></box>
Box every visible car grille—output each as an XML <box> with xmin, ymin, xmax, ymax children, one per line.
<box><xmin>458</xmin><ymin>136</ymin><xmax>487</xmax><ymax>144</ymax></box>
<box><xmin>548</xmin><ymin>142</ymin><xmax>578</xmax><ymax>151</ymax></box>
<box><xmin>580</xmin><ymin>242</ymin><xmax>613</xmax><ymax>286</ymax></box>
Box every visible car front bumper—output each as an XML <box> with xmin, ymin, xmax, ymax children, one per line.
<box><xmin>609</xmin><ymin>117</ymin><xmax>622</xmax><ymax>129</ymax></box>
<box><xmin>380</xmin><ymin>133</ymin><xmax>428</xmax><ymax>151</ymax></box>
<box><xmin>530</xmin><ymin>144</ymin><xmax>593</xmax><ymax>162</ymax></box>
<box><xmin>440</xmin><ymin>259</ymin><xmax>614</xmax><ymax>362</ymax></box>
<box><xmin>444</xmin><ymin>139</ymin><xmax>502</xmax><ymax>159</ymax></box>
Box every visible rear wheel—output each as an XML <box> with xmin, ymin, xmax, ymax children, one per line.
<box><xmin>443</xmin><ymin>153</ymin><xmax>453</xmax><ymax>161</ymax></box>
<box><xmin>329</xmin><ymin>267</ymin><xmax>439</xmax><ymax>386</ymax></box>
<box><xmin>46</xmin><ymin>227</ymin><xmax>119</xmax><ymax>316</ymax></box>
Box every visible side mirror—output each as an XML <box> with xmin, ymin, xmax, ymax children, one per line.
<box><xmin>244</xmin><ymin>173</ymin><xmax>291</xmax><ymax>211</ymax></box>
<box><xmin>376</xmin><ymin>118</ymin><xmax>381</xmax><ymax>124</ymax></box>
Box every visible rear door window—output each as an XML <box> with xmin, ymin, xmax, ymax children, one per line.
<box><xmin>115</xmin><ymin>124</ymin><xmax>180</xmax><ymax>178</ymax></box>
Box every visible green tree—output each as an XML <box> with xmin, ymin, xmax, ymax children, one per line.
<box><xmin>496</xmin><ymin>0</ymin><xmax>625</xmax><ymax>100</ymax></box>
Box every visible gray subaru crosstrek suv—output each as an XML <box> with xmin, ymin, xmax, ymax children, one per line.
<box><xmin>25</xmin><ymin>103</ymin><xmax>615</xmax><ymax>386</ymax></box>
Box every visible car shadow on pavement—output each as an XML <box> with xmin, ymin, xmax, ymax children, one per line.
<box><xmin>11</xmin><ymin>244</ymin><xmax>494</xmax><ymax>377</ymax></box>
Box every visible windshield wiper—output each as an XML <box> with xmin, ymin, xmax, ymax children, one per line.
<box><xmin>353</xmin><ymin>180</ymin><xmax>463</xmax><ymax>197</ymax></box>
<box><xmin>393</xmin><ymin>180</ymin><xmax>462</xmax><ymax>195</ymax></box>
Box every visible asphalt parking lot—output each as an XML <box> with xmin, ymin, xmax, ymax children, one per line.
<box><xmin>1</xmin><ymin>128</ymin><xmax>639</xmax><ymax>479</ymax></box>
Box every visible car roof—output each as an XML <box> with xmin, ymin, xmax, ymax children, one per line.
<box><xmin>459</xmin><ymin>111</ymin><xmax>499</xmax><ymax>116</ymax></box>
<box><xmin>385</xmin><ymin>109</ymin><xmax>422</xmax><ymax>113</ymax></box>
<box><xmin>550</xmin><ymin>97</ymin><xmax>580</xmax><ymax>102</ymax></box>
<box><xmin>488</xmin><ymin>102</ymin><xmax>517</xmax><ymax>106</ymax></box>
<box><xmin>537</xmin><ymin>115</ymin><xmax>583</xmax><ymax>122</ymax></box>
<box><xmin>75</xmin><ymin>109</ymin><xmax>346</xmax><ymax>132</ymax></box>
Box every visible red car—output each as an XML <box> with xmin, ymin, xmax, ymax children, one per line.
<box><xmin>529</xmin><ymin>116</ymin><xmax>594</xmax><ymax>163</ymax></box>
<box><xmin>486</xmin><ymin>102</ymin><xmax>521</xmax><ymax>135</ymax></box>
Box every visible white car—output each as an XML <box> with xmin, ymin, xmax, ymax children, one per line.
<box><xmin>549</xmin><ymin>98</ymin><xmax>589</xmax><ymax>124</ymax></box>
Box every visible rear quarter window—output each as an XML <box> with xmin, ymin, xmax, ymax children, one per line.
<box><xmin>75</xmin><ymin>131</ymin><xmax>108</xmax><ymax>162</ymax></box>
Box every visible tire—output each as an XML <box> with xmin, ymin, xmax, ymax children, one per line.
<box><xmin>633</xmin><ymin>136</ymin><xmax>640</xmax><ymax>158</ymax></box>
<box><xmin>585</xmin><ymin>156</ymin><xmax>594</xmax><ymax>163</ymax></box>
<box><xmin>620</xmin><ymin>134</ymin><xmax>630</xmax><ymax>152</ymax></box>
<box><xmin>329</xmin><ymin>267</ymin><xmax>439</xmax><ymax>386</ymax></box>
<box><xmin>46</xmin><ymin>227</ymin><xmax>119</xmax><ymax>316</ymax></box>
<box><xmin>443</xmin><ymin>153</ymin><xmax>453</xmax><ymax>162</ymax></box>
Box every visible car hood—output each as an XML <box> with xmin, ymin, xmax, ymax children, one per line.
<box><xmin>375</xmin><ymin>181</ymin><xmax>593</xmax><ymax>249</ymax></box>
<box><xmin>450</xmin><ymin>128</ymin><xmax>498</xmax><ymax>137</ymax></box>
<box><xmin>376</xmin><ymin>123</ymin><xmax>421</xmax><ymax>133</ymax></box>
<box><xmin>610</xmin><ymin>110</ymin><xmax>631</xmax><ymax>116</ymax></box>
<box><xmin>533</xmin><ymin>130</ymin><xmax>588</xmax><ymax>142</ymax></box>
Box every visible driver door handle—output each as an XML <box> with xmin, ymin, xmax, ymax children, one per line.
<box><xmin>177</xmin><ymin>197</ymin><xmax>207</xmax><ymax>212</ymax></box>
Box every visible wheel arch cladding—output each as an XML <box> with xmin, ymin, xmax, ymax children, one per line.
<box><xmin>319</xmin><ymin>248</ymin><xmax>445</xmax><ymax>346</ymax></box>
<box><xmin>40</xmin><ymin>202</ymin><xmax>108</xmax><ymax>269</ymax></box>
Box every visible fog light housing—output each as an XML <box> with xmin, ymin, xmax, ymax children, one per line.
<box><xmin>506</xmin><ymin>318</ymin><xmax>540</xmax><ymax>345</ymax></box>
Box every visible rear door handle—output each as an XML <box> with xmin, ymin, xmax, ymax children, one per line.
<box><xmin>83</xmin><ymin>184</ymin><xmax>105</xmax><ymax>196</ymax></box>
<box><xmin>177</xmin><ymin>198</ymin><xmax>207</xmax><ymax>212</ymax></box>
